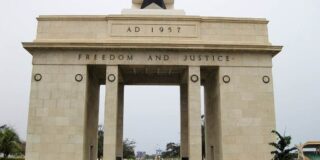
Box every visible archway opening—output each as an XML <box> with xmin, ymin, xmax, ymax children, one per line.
<box><xmin>124</xmin><ymin>85</ymin><xmax>181</xmax><ymax>157</ymax></box>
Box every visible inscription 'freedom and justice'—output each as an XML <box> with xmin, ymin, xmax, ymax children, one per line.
<box><xmin>78</xmin><ymin>54</ymin><xmax>232</xmax><ymax>62</ymax></box>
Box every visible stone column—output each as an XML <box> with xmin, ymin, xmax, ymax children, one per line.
<box><xmin>116</xmin><ymin>84</ymin><xmax>124</xmax><ymax>159</ymax></box>
<box><xmin>180</xmin><ymin>84</ymin><xmax>189</xmax><ymax>159</ymax></box>
<box><xmin>104</xmin><ymin>65</ymin><xmax>119</xmax><ymax>160</ymax></box>
<box><xmin>187</xmin><ymin>66</ymin><xmax>202</xmax><ymax>160</ymax></box>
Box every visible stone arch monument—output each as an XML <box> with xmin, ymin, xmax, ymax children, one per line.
<box><xmin>23</xmin><ymin>0</ymin><xmax>282</xmax><ymax>160</ymax></box>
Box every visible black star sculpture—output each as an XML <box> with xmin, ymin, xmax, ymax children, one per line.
<box><xmin>141</xmin><ymin>0</ymin><xmax>167</xmax><ymax>9</ymax></box>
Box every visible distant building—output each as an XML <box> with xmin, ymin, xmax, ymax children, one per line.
<box><xmin>156</xmin><ymin>149</ymin><xmax>162</xmax><ymax>156</ymax></box>
<box><xmin>136</xmin><ymin>151</ymin><xmax>146</xmax><ymax>159</ymax></box>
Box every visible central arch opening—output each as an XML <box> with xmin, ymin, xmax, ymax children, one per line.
<box><xmin>118</xmin><ymin>65</ymin><xmax>186</xmax><ymax>158</ymax></box>
<box><xmin>124</xmin><ymin>85</ymin><xmax>180</xmax><ymax>157</ymax></box>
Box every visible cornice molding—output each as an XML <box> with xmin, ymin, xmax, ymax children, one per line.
<box><xmin>23</xmin><ymin>42</ymin><xmax>282</xmax><ymax>55</ymax></box>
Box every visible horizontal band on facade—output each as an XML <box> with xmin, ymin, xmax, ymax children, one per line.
<box><xmin>23</xmin><ymin>42</ymin><xmax>282</xmax><ymax>55</ymax></box>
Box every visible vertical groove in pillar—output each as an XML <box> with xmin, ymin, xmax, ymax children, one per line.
<box><xmin>187</xmin><ymin>66</ymin><xmax>202</xmax><ymax>160</ymax></box>
<box><xmin>204</xmin><ymin>70</ymin><xmax>221</xmax><ymax>160</ymax></box>
<box><xmin>116</xmin><ymin>84</ymin><xmax>124</xmax><ymax>158</ymax></box>
<box><xmin>180</xmin><ymin>84</ymin><xmax>189</xmax><ymax>158</ymax></box>
<box><xmin>104</xmin><ymin>65</ymin><xmax>119</xmax><ymax>160</ymax></box>
<box><xmin>84</xmin><ymin>68</ymin><xmax>100</xmax><ymax>160</ymax></box>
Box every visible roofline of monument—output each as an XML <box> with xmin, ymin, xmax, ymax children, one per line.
<box><xmin>36</xmin><ymin>15</ymin><xmax>269</xmax><ymax>24</ymax></box>
<box><xmin>22</xmin><ymin>42</ymin><xmax>282</xmax><ymax>56</ymax></box>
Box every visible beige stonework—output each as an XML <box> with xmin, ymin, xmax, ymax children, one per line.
<box><xmin>104</xmin><ymin>66</ymin><xmax>119</xmax><ymax>160</ymax></box>
<box><xmin>187</xmin><ymin>67</ymin><xmax>202</xmax><ymax>160</ymax></box>
<box><xmin>26</xmin><ymin>65</ymin><xmax>89</xmax><ymax>160</ymax></box>
<box><xmin>29</xmin><ymin>15</ymin><xmax>271</xmax><ymax>46</ymax></box>
<box><xmin>23</xmin><ymin>2</ymin><xmax>282</xmax><ymax>160</ymax></box>
<box><xmin>218</xmin><ymin>67</ymin><xmax>276</xmax><ymax>160</ymax></box>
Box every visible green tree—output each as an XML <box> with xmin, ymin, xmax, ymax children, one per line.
<box><xmin>97</xmin><ymin>125</ymin><xmax>104</xmax><ymax>160</ymax></box>
<box><xmin>123</xmin><ymin>139</ymin><xmax>136</xmax><ymax>159</ymax></box>
<box><xmin>269</xmin><ymin>130</ymin><xmax>296</xmax><ymax>160</ymax></box>
<box><xmin>161</xmin><ymin>142</ymin><xmax>180</xmax><ymax>158</ymax></box>
<box><xmin>0</xmin><ymin>125</ymin><xmax>22</xmax><ymax>159</ymax></box>
<box><xmin>19</xmin><ymin>141</ymin><xmax>26</xmax><ymax>156</ymax></box>
<box><xmin>97</xmin><ymin>126</ymin><xmax>135</xmax><ymax>160</ymax></box>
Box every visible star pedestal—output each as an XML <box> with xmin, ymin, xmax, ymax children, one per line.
<box><xmin>121</xmin><ymin>9</ymin><xmax>185</xmax><ymax>15</ymax></box>
<box><xmin>122</xmin><ymin>0</ymin><xmax>185</xmax><ymax>15</ymax></box>
<box><xmin>133</xmin><ymin>0</ymin><xmax>174</xmax><ymax>9</ymax></box>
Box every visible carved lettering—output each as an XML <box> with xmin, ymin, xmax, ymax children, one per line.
<box><xmin>118</xmin><ymin>55</ymin><xmax>124</xmax><ymax>60</ymax></box>
<box><xmin>159</xmin><ymin>27</ymin><xmax>164</xmax><ymax>32</ymax></box>
<box><xmin>226</xmin><ymin>56</ymin><xmax>230</xmax><ymax>61</ymax></box>
<box><xmin>110</xmin><ymin>55</ymin><xmax>115</xmax><ymax>60</ymax></box>
<box><xmin>148</xmin><ymin>55</ymin><xmax>170</xmax><ymax>61</ymax></box>
<box><xmin>111</xmin><ymin>24</ymin><xmax>197</xmax><ymax>37</ymax></box>
<box><xmin>127</xmin><ymin>55</ymin><xmax>133</xmax><ymax>61</ymax></box>
<box><xmin>78</xmin><ymin>54</ymin><xmax>231</xmax><ymax>63</ymax></box>
<box><xmin>135</xmin><ymin>27</ymin><xmax>140</xmax><ymax>32</ymax></box>
<box><xmin>164</xmin><ymin>55</ymin><xmax>169</xmax><ymax>61</ymax></box>
<box><xmin>148</xmin><ymin>55</ymin><xmax>153</xmax><ymax>61</ymax></box>
<box><xmin>177</xmin><ymin>27</ymin><xmax>181</xmax><ymax>33</ymax></box>
<box><xmin>183</xmin><ymin>55</ymin><xmax>230</xmax><ymax>62</ymax></box>
<box><xmin>78</xmin><ymin>54</ymin><xmax>134</xmax><ymax>61</ymax></box>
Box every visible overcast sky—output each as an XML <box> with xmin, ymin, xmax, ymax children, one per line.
<box><xmin>0</xmin><ymin>0</ymin><xmax>319</xmax><ymax>155</ymax></box>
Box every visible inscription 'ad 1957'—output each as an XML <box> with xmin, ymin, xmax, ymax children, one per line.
<box><xmin>110</xmin><ymin>23</ymin><xmax>198</xmax><ymax>38</ymax></box>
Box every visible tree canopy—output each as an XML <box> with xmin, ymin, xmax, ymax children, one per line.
<box><xmin>0</xmin><ymin>125</ymin><xmax>22</xmax><ymax>158</ymax></box>
<box><xmin>269</xmin><ymin>130</ymin><xmax>296</xmax><ymax>160</ymax></box>
<box><xmin>123</xmin><ymin>139</ymin><xmax>136</xmax><ymax>159</ymax></box>
<box><xmin>97</xmin><ymin>125</ymin><xmax>104</xmax><ymax>160</ymax></box>
<box><xmin>161</xmin><ymin>142</ymin><xmax>180</xmax><ymax>158</ymax></box>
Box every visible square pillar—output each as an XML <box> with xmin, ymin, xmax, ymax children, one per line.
<box><xmin>218</xmin><ymin>67</ymin><xmax>276</xmax><ymax>160</ymax></box>
<box><xmin>116</xmin><ymin>84</ymin><xmax>124</xmax><ymax>159</ymax></box>
<box><xmin>180</xmin><ymin>84</ymin><xmax>189</xmax><ymax>159</ymax></box>
<box><xmin>25</xmin><ymin>65</ymin><xmax>88</xmax><ymax>160</ymax></box>
<box><xmin>187</xmin><ymin>66</ymin><xmax>202</xmax><ymax>160</ymax></box>
<box><xmin>104</xmin><ymin>65</ymin><xmax>119</xmax><ymax>160</ymax></box>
